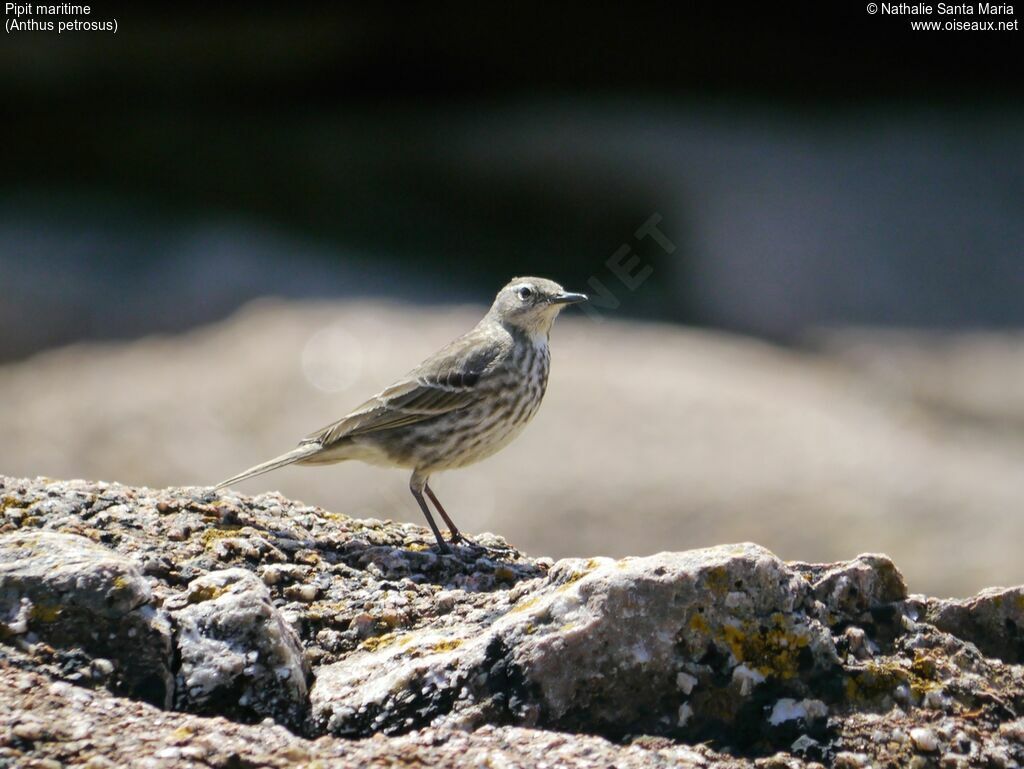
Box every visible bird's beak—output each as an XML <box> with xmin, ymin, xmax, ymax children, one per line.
<box><xmin>550</xmin><ymin>291</ymin><xmax>589</xmax><ymax>305</ymax></box>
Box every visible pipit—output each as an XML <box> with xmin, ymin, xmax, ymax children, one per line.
<box><xmin>216</xmin><ymin>277</ymin><xmax>587</xmax><ymax>553</ymax></box>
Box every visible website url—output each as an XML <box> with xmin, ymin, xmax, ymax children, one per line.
<box><xmin>910</xmin><ymin>18</ymin><xmax>1019</xmax><ymax>28</ymax></box>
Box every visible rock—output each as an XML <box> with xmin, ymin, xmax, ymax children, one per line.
<box><xmin>166</xmin><ymin>568</ymin><xmax>309</xmax><ymax>729</ymax></box>
<box><xmin>2</xmin><ymin>475</ymin><xmax>1024</xmax><ymax>768</ymax></box>
<box><xmin>310</xmin><ymin>545</ymin><xmax>842</xmax><ymax>743</ymax></box>
<box><xmin>925</xmin><ymin>586</ymin><xmax>1024</xmax><ymax>664</ymax></box>
<box><xmin>832</xmin><ymin>752</ymin><xmax>870</xmax><ymax>768</ymax></box>
<box><xmin>767</xmin><ymin>699</ymin><xmax>828</xmax><ymax>727</ymax></box>
<box><xmin>0</xmin><ymin>663</ymin><xmax>734</xmax><ymax>769</ymax></box>
<box><xmin>804</xmin><ymin>553</ymin><xmax>908</xmax><ymax>625</ymax></box>
<box><xmin>0</xmin><ymin>530</ymin><xmax>172</xmax><ymax>706</ymax></box>
<box><xmin>910</xmin><ymin>727</ymin><xmax>939</xmax><ymax>752</ymax></box>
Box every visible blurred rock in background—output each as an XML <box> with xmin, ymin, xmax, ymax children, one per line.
<box><xmin>3</xmin><ymin>299</ymin><xmax>1023</xmax><ymax>598</ymax></box>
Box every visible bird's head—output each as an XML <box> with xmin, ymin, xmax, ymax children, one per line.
<box><xmin>487</xmin><ymin>277</ymin><xmax>588</xmax><ymax>336</ymax></box>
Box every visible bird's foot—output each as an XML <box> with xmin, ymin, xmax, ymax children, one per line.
<box><xmin>433</xmin><ymin>540</ymin><xmax>453</xmax><ymax>555</ymax></box>
<box><xmin>447</xmin><ymin>531</ymin><xmax>478</xmax><ymax>547</ymax></box>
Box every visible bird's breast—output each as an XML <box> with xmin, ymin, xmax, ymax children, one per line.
<box><xmin>406</xmin><ymin>340</ymin><xmax>551</xmax><ymax>473</ymax></box>
<box><xmin>357</xmin><ymin>335</ymin><xmax>552</xmax><ymax>474</ymax></box>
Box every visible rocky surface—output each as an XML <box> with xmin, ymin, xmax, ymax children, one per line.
<box><xmin>166</xmin><ymin>568</ymin><xmax>309</xmax><ymax>728</ymax></box>
<box><xmin>0</xmin><ymin>530</ymin><xmax>173</xmax><ymax>708</ymax></box>
<box><xmin>1</xmin><ymin>474</ymin><xmax>1023</xmax><ymax>768</ymax></box>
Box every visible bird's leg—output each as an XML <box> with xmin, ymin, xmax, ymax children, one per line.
<box><xmin>425</xmin><ymin>483</ymin><xmax>474</xmax><ymax>545</ymax></box>
<box><xmin>410</xmin><ymin>474</ymin><xmax>451</xmax><ymax>554</ymax></box>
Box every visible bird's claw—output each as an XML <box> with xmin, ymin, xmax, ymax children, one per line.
<box><xmin>447</xmin><ymin>532</ymin><xmax>478</xmax><ymax>547</ymax></box>
<box><xmin>431</xmin><ymin>533</ymin><xmax>484</xmax><ymax>556</ymax></box>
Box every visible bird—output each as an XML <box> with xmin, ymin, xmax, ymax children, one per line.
<box><xmin>215</xmin><ymin>277</ymin><xmax>588</xmax><ymax>553</ymax></box>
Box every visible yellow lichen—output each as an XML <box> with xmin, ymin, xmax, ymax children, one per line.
<box><xmin>320</xmin><ymin>512</ymin><xmax>351</xmax><ymax>522</ymax></box>
<box><xmin>29</xmin><ymin>603</ymin><xmax>62</xmax><ymax>623</ymax></box>
<box><xmin>844</xmin><ymin>658</ymin><xmax>941</xmax><ymax>706</ymax></box>
<box><xmin>494</xmin><ymin>566</ymin><xmax>517</xmax><ymax>583</ymax></box>
<box><xmin>0</xmin><ymin>497</ymin><xmax>29</xmax><ymax>514</ymax></box>
<box><xmin>844</xmin><ymin>661</ymin><xmax>906</xmax><ymax>703</ymax></box>
<box><xmin>557</xmin><ymin>570</ymin><xmax>591</xmax><ymax>591</ymax></box>
<box><xmin>510</xmin><ymin>596</ymin><xmax>541</xmax><ymax>614</ymax></box>
<box><xmin>910</xmin><ymin>651</ymin><xmax>938</xmax><ymax>680</ymax></box>
<box><xmin>187</xmin><ymin>584</ymin><xmax>226</xmax><ymax>604</ymax></box>
<box><xmin>200</xmin><ymin>527</ymin><xmax>242</xmax><ymax>547</ymax></box>
<box><xmin>112</xmin><ymin>575</ymin><xmax>132</xmax><ymax>591</ymax></box>
<box><xmin>703</xmin><ymin>566</ymin><xmax>732</xmax><ymax>596</ymax></box>
<box><xmin>718</xmin><ymin>615</ymin><xmax>811</xmax><ymax>679</ymax></box>
<box><xmin>429</xmin><ymin>639</ymin><xmax>463</xmax><ymax>652</ymax></box>
<box><xmin>360</xmin><ymin>632</ymin><xmax>399</xmax><ymax>652</ymax></box>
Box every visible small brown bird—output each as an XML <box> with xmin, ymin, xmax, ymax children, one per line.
<box><xmin>216</xmin><ymin>277</ymin><xmax>587</xmax><ymax>553</ymax></box>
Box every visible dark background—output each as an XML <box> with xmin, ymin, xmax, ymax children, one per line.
<box><xmin>2</xmin><ymin>1</ymin><xmax>1022</xmax><ymax>359</ymax></box>
<box><xmin>2</xmin><ymin>3</ymin><xmax>1024</xmax><ymax>597</ymax></box>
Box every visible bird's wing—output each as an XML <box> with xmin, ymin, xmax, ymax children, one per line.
<box><xmin>303</xmin><ymin>330</ymin><xmax>506</xmax><ymax>448</ymax></box>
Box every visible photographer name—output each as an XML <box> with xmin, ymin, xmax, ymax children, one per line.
<box><xmin>879</xmin><ymin>2</ymin><xmax>1014</xmax><ymax>12</ymax></box>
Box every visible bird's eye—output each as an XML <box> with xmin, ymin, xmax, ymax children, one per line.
<box><xmin>517</xmin><ymin>286</ymin><xmax>533</xmax><ymax>301</ymax></box>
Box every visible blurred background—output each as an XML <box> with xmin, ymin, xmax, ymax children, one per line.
<box><xmin>1</xmin><ymin>3</ymin><xmax>1022</xmax><ymax>597</ymax></box>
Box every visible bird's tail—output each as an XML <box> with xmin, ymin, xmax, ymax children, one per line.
<box><xmin>214</xmin><ymin>443</ymin><xmax>321</xmax><ymax>490</ymax></box>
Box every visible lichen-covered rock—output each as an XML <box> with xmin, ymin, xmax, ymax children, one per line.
<box><xmin>0</xmin><ymin>530</ymin><xmax>172</xmax><ymax>706</ymax></box>
<box><xmin>2</xmin><ymin>475</ymin><xmax>1024</xmax><ymax>769</ymax></box>
<box><xmin>0</xmin><ymin>661</ymin><xmax>736</xmax><ymax>769</ymax></box>
<box><xmin>167</xmin><ymin>568</ymin><xmax>309</xmax><ymax>728</ymax></box>
<box><xmin>311</xmin><ymin>545</ymin><xmax>843</xmax><ymax>744</ymax></box>
<box><xmin>925</xmin><ymin>585</ymin><xmax>1024</xmax><ymax>663</ymax></box>
<box><xmin>804</xmin><ymin>553</ymin><xmax>908</xmax><ymax>625</ymax></box>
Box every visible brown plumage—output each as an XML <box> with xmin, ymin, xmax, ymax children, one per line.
<box><xmin>216</xmin><ymin>277</ymin><xmax>587</xmax><ymax>553</ymax></box>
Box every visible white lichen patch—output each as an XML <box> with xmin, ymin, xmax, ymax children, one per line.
<box><xmin>768</xmin><ymin>698</ymin><xmax>828</xmax><ymax>726</ymax></box>
<box><xmin>677</xmin><ymin>702</ymin><xmax>694</xmax><ymax>727</ymax></box>
<box><xmin>676</xmin><ymin>671</ymin><xmax>698</xmax><ymax>695</ymax></box>
<box><xmin>910</xmin><ymin>726</ymin><xmax>939</xmax><ymax>752</ymax></box>
<box><xmin>732</xmin><ymin>664</ymin><xmax>766</xmax><ymax>696</ymax></box>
